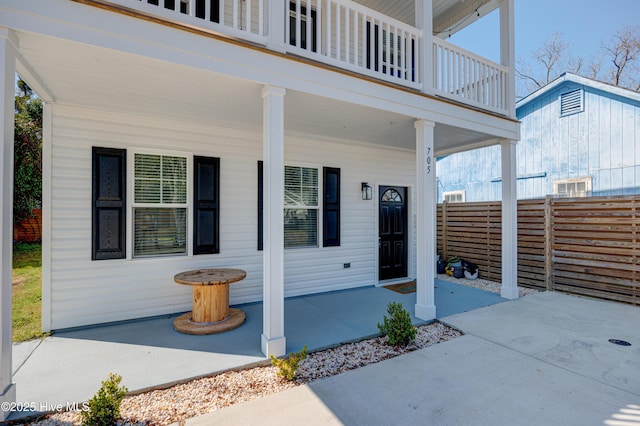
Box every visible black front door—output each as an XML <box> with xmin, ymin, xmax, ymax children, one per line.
<box><xmin>379</xmin><ymin>186</ymin><xmax>408</xmax><ymax>280</ymax></box>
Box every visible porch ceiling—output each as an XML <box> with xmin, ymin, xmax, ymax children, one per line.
<box><xmin>15</xmin><ymin>30</ymin><xmax>495</xmax><ymax>153</ymax></box>
<box><xmin>355</xmin><ymin>0</ymin><xmax>497</xmax><ymax>36</ymax></box>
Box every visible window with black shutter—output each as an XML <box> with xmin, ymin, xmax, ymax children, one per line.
<box><xmin>193</xmin><ymin>156</ymin><xmax>220</xmax><ymax>254</ymax></box>
<box><xmin>323</xmin><ymin>167</ymin><xmax>340</xmax><ymax>247</ymax></box>
<box><xmin>257</xmin><ymin>163</ymin><xmax>340</xmax><ymax>249</ymax></box>
<box><xmin>92</xmin><ymin>147</ymin><xmax>126</xmax><ymax>260</ymax></box>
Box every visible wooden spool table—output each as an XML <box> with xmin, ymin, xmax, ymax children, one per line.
<box><xmin>173</xmin><ymin>268</ymin><xmax>246</xmax><ymax>335</ymax></box>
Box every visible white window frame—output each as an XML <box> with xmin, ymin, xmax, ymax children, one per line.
<box><xmin>442</xmin><ymin>190</ymin><xmax>466</xmax><ymax>203</ymax></box>
<box><xmin>553</xmin><ymin>177</ymin><xmax>592</xmax><ymax>198</ymax></box>
<box><xmin>284</xmin><ymin>163</ymin><xmax>322</xmax><ymax>249</ymax></box>
<box><xmin>126</xmin><ymin>148</ymin><xmax>193</xmax><ymax>259</ymax></box>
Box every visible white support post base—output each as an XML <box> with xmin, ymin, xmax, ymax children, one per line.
<box><xmin>261</xmin><ymin>85</ymin><xmax>286</xmax><ymax>357</ymax></box>
<box><xmin>261</xmin><ymin>335</ymin><xmax>287</xmax><ymax>358</ymax></box>
<box><xmin>0</xmin><ymin>28</ymin><xmax>17</xmax><ymax>422</ymax></box>
<box><xmin>414</xmin><ymin>119</ymin><xmax>437</xmax><ymax>320</ymax></box>
<box><xmin>501</xmin><ymin>285</ymin><xmax>519</xmax><ymax>300</ymax></box>
<box><xmin>501</xmin><ymin>139</ymin><xmax>518</xmax><ymax>300</ymax></box>
<box><xmin>415</xmin><ymin>304</ymin><xmax>436</xmax><ymax>321</ymax></box>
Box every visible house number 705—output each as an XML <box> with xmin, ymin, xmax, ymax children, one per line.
<box><xmin>425</xmin><ymin>146</ymin><xmax>432</xmax><ymax>174</ymax></box>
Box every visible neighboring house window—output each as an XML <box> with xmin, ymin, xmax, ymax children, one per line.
<box><xmin>553</xmin><ymin>177</ymin><xmax>591</xmax><ymax>198</ymax></box>
<box><xmin>560</xmin><ymin>89</ymin><xmax>584</xmax><ymax>116</ymax></box>
<box><xmin>284</xmin><ymin>165</ymin><xmax>318</xmax><ymax>248</ymax></box>
<box><xmin>443</xmin><ymin>190</ymin><xmax>465</xmax><ymax>203</ymax></box>
<box><xmin>133</xmin><ymin>152</ymin><xmax>189</xmax><ymax>257</ymax></box>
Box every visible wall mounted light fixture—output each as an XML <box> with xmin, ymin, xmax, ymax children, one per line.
<box><xmin>361</xmin><ymin>182</ymin><xmax>372</xmax><ymax>200</ymax></box>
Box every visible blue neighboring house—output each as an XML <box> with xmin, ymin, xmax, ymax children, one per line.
<box><xmin>436</xmin><ymin>73</ymin><xmax>640</xmax><ymax>201</ymax></box>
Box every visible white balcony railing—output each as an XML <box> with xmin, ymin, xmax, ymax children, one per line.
<box><xmin>102</xmin><ymin>0</ymin><xmax>510</xmax><ymax>115</ymax></box>
<box><xmin>286</xmin><ymin>0</ymin><xmax>422</xmax><ymax>89</ymax></box>
<box><xmin>433</xmin><ymin>37</ymin><xmax>508</xmax><ymax>114</ymax></box>
<box><xmin>112</xmin><ymin>0</ymin><xmax>268</xmax><ymax>44</ymax></box>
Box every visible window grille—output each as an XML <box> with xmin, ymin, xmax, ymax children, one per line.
<box><xmin>443</xmin><ymin>190</ymin><xmax>465</xmax><ymax>203</ymax></box>
<box><xmin>553</xmin><ymin>177</ymin><xmax>591</xmax><ymax>198</ymax></box>
<box><xmin>284</xmin><ymin>165</ymin><xmax>318</xmax><ymax>248</ymax></box>
<box><xmin>133</xmin><ymin>153</ymin><xmax>188</xmax><ymax>257</ymax></box>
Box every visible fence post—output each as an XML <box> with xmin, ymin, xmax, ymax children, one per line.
<box><xmin>544</xmin><ymin>195</ymin><xmax>552</xmax><ymax>291</ymax></box>
<box><xmin>489</xmin><ymin>202</ymin><xmax>494</xmax><ymax>281</ymax></box>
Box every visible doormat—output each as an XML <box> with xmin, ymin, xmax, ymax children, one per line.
<box><xmin>383</xmin><ymin>281</ymin><xmax>416</xmax><ymax>294</ymax></box>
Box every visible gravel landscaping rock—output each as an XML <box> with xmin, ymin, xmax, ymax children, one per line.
<box><xmin>20</xmin><ymin>322</ymin><xmax>460</xmax><ymax>426</ymax></box>
<box><xmin>437</xmin><ymin>273</ymin><xmax>540</xmax><ymax>297</ymax></box>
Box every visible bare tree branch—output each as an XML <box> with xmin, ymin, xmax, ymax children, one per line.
<box><xmin>517</xmin><ymin>27</ymin><xmax>640</xmax><ymax>96</ymax></box>
<box><xmin>586</xmin><ymin>58</ymin><xmax>602</xmax><ymax>80</ymax></box>
<box><xmin>601</xmin><ymin>25</ymin><xmax>640</xmax><ymax>91</ymax></box>
<box><xmin>516</xmin><ymin>33</ymin><xmax>582</xmax><ymax>97</ymax></box>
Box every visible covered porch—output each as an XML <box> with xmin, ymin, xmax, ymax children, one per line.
<box><xmin>1</xmin><ymin>0</ymin><xmax>519</xmax><ymax>419</ymax></box>
<box><xmin>11</xmin><ymin>279</ymin><xmax>507</xmax><ymax>417</ymax></box>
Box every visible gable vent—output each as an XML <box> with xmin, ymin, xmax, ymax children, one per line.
<box><xmin>560</xmin><ymin>89</ymin><xmax>584</xmax><ymax>116</ymax></box>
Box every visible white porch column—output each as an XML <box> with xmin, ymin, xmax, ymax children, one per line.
<box><xmin>415</xmin><ymin>0</ymin><xmax>434</xmax><ymax>95</ymax></box>
<box><xmin>267</xmin><ymin>0</ymin><xmax>287</xmax><ymax>53</ymax></box>
<box><xmin>0</xmin><ymin>27</ymin><xmax>17</xmax><ymax>421</ymax></box>
<box><xmin>415</xmin><ymin>119</ymin><xmax>436</xmax><ymax>320</ymax></box>
<box><xmin>501</xmin><ymin>139</ymin><xmax>518</xmax><ymax>299</ymax></box>
<box><xmin>499</xmin><ymin>0</ymin><xmax>516</xmax><ymax>118</ymax></box>
<box><xmin>261</xmin><ymin>85</ymin><xmax>287</xmax><ymax>357</ymax></box>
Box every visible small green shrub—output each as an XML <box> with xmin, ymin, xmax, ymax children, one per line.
<box><xmin>81</xmin><ymin>373</ymin><xmax>128</xmax><ymax>426</ymax></box>
<box><xmin>377</xmin><ymin>302</ymin><xmax>417</xmax><ymax>346</ymax></box>
<box><xmin>270</xmin><ymin>345</ymin><xmax>307</xmax><ymax>381</ymax></box>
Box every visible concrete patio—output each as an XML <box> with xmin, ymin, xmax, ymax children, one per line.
<box><xmin>186</xmin><ymin>291</ymin><xmax>640</xmax><ymax>426</ymax></box>
<box><xmin>9</xmin><ymin>279</ymin><xmax>506</xmax><ymax>420</ymax></box>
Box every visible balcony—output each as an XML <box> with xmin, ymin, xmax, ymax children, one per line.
<box><xmin>95</xmin><ymin>0</ymin><xmax>511</xmax><ymax>115</ymax></box>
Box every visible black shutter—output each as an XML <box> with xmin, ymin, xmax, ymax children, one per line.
<box><xmin>258</xmin><ymin>160</ymin><xmax>263</xmax><ymax>251</ymax></box>
<box><xmin>92</xmin><ymin>147</ymin><xmax>126</xmax><ymax>260</ymax></box>
<box><xmin>323</xmin><ymin>167</ymin><xmax>340</xmax><ymax>247</ymax></box>
<box><xmin>193</xmin><ymin>156</ymin><xmax>220</xmax><ymax>254</ymax></box>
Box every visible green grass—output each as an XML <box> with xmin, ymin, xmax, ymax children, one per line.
<box><xmin>12</xmin><ymin>243</ymin><xmax>46</xmax><ymax>342</ymax></box>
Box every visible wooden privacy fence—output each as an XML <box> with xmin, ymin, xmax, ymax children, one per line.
<box><xmin>437</xmin><ymin>195</ymin><xmax>640</xmax><ymax>306</ymax></box>
<box><xmin>13</xmin><ymin>208</ymin><xmax>42</xmax><ymax>243</ymax></box>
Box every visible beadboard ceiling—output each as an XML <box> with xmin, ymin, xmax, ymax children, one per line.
<box><xmin>355</xmin><ymin>0</ymin><xmax>497</xmax><ymax>36</ymax></box>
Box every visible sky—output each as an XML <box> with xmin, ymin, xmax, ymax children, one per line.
<box><xmin>450</xmin><ymin>0</ymin><xmax>640</xmax><ymax>71</ymax></box>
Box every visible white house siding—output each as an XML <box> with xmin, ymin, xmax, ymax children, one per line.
<box><xmin>284</xmin><ymin>136</ymin><xmax>417</xmax><ymax>297</ymax></box>
<box><xmin>47</xmin><ymin>105</ymin><xmax>417</xmax><ymax>330</ymax></box>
